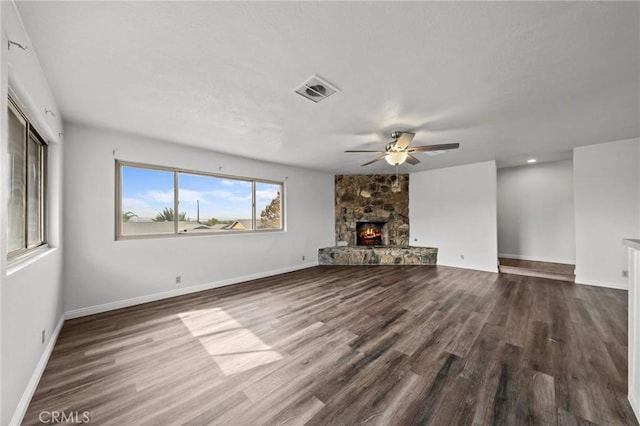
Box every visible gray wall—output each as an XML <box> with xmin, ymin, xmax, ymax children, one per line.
<box><xmin>574</xmin><ymin>138</ymin><xmax>640</xmax><ymax>289</ymax></box>
<box><xmin>497</xmin><ymin>160</ymin><xmax>575</xmax><ymax>264</ymax></box>
<box><xmin>1</xmin><ymin>2</ymin><xmax>65</xmax><ymax>424</ymax></box>
<box><xmin>62</xmin><ymin>123</ymin><xmax>334</xmax><ymax>315</ymax></box>
<box><xmin>410</xmin><ymin>161</ymin><xmax>498</xmax><ymax>272</ymax></box>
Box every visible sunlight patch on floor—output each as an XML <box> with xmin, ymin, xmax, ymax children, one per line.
<box><xmin>178</xmin><ymin>308</ymin><xmax>282</xmax><ymax>375</ymax></box>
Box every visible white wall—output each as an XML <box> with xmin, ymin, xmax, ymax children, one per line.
<box><xmin>1</xmin><ymin>2</ymin><xmax>65</xmax><ymax>425</ymax></box>
<box><xmin>574</xmin><ymin>138</ymin><xmax>640</xmax><ymax>289</ymax></box>
<box><xmin>1</xmin><ymin>6</ymin><xmax>6</xmax><ymax>422</ymax></box>
<box><xmin>626</xmin><ymin>241</ymin><xmax>640</xmax><ymax>422</ymax></box>
<box><xmin>63</xmin><ymin>122</ymin><xmax>334</xmax><ymax>315</ymax></box>
<box><xmin>410</xmin><ymin>161</ymin><xmax>498</xmax><ymax>272</ymax></box>
<box><xmin>497</xmin><ymin>160</ymin><xmax>575</xmax><ymax>264</ymax></box>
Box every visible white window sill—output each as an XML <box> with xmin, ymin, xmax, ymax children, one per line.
<box><xmin>7</xmin><ymin>246</ymin><xmax>57</xmax><ymax>276</ymax></box>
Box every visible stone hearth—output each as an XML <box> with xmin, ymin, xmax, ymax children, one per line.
<box><xmin>318</xmin><ymin>246</ymin><xmax>437</xmax><ymax>265</ymax></box>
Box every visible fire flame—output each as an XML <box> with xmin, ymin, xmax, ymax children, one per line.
<box><xmin>359</xmin><ymin>226</ymin><xmax>383</xmax><ymax>243</ymax></box>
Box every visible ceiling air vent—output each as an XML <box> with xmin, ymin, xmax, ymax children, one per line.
<box><xmin>294</xmin><ymin>74</ymin><xmax>339</xmax><ymax>103</ymax></box>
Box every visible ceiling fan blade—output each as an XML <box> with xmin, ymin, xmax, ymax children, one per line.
<box><xmin>361</xmin><ymin>155</ymin><xmax>386</xmax><ymax>166</ymax></box>
<box><xmin>405</xmin><ymin>154</ymin><xmax>421</xmax><ymax>165</ymax></box>
<box><xmin>395</xmin><ymin>132</ymin><xmax>415</xmax><ymax>149</ymax></box>
<box><xmin>345</xmin><ymin>149</ymin><xmax>386</xmax><ymax>153</ymax></box>
<box><xmin>408</xmin><ymin>143</ymin><xmax>460</xmax><ymax>152</ymax></box>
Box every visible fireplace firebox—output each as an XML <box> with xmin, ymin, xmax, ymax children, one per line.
<box><xmin>356</xmin><ymin>222</ymin><xmax>387</xmax><ymax>246</ymax></box>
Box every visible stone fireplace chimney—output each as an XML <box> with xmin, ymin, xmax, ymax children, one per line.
<box><xmin>335</xmin><ymin>174</ymin><xmax>409</xmax><ymax>247</ymax></box>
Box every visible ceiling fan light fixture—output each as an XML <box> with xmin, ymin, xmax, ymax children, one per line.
<box><xmin>385</xmin><ymin>151</ymin><xmax>408</xmax><ymax>165</ymax></box>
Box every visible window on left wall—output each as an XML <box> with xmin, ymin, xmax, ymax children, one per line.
<box><xmin>7</xmin><ymin>96</ymin><xmax>48</xmax><ymax>259</ymax></box>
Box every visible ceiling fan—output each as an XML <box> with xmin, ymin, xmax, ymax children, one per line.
<box><xmin>345</xmin><ymin>131</ymin><xmax>460</xmax><ymax>166</ymax></box>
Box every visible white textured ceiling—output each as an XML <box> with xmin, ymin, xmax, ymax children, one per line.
<box><xmin>14</xmin><ymin>1</ymin><xmax>640</xmax><ymax>173</ymax></box>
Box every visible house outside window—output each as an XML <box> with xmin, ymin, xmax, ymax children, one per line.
<box><xmin>116</xmin><ymin>161</ymin><xmax>283</xmax><ymax>239</ymax></box>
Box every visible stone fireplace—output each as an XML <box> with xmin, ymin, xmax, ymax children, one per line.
<box><xmin>335</xmin><ymin>174</ymin><xmax>409</xmax><ymax>246</ymax></box>
<box><xmin>319</xmin><ymin>173</ymin><xmax>438</xmax><ymax>266</ymax></box>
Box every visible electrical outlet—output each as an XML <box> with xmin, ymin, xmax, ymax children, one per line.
<box><xmin>460</xmin><ymin>254</ymin><xmax>465</xmax><ymax>260</ymax></box>
<box><xmin>176</xmin><ymin>275</ymin><xmax>182</xmax><ymax>284</ymax></box>
<box><xmin>302</xmin><ymin>255</ymin><xmax>306</xmax><ymax>261</ymax></box>
<box><xmin>41</xmin><ymin>329</ymin><xmax>45</xmax><ymax>344</ymax></box>
<box><xmin>623</xmin><ymin>270</ymin><xmax>629</xmax><ymax>278</ymax></box>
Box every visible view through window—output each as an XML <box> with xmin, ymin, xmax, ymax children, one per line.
<box><xmin>118</xmin><ymin>162</ymin><xmax>283</xmax><ymax>238</ymax></box>
<box><xmin>7</xmin><ymin>96</ymin><xmax>47</xmax><ymax>258</ymax></box>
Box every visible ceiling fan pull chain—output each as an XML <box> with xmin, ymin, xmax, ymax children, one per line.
<box><xmin>392</xmin><ymin>164</ymin><xmax>401</xmax><ymax>193</ymax></box>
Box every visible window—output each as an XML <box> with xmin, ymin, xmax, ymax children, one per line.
<box><xmin>256</xmin><ymin>182</ymin><xmax>282</xmax><ymax>230</ymax></box>
<box><xmin>116</xmin><ymin>161</ymin><xmax>284</xmax><ymax>239</ymax></box>
<box><xmin>7</xmin><ymin>96</ymin><xmax>47</xmax><ymax>258</ymax></box>
<box><xmin>179</xmin><ymin>172</ymin><xmax>253</xmax><ymax>233</ymax></box>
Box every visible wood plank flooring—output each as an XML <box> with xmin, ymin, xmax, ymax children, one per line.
<box><xmin>23</xmin><ymin>266</ymin><xmax>637</xmax><ymax>425</ymax></box>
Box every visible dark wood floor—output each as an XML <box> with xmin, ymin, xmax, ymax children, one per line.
<box><xmin>24</xmin><ymin>266</ymin><xmax>637</xmax><ymax>425</ymax></box>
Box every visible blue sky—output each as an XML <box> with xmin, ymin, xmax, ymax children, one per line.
<box><xmin>122</xmin><ymin>167</ymin><xmax>279</xmax><ymax>221</ymax></box>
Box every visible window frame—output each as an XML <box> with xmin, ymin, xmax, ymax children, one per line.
<box><xmin>115</xmin><ymin>160</ymin><xmax>285</xmax><ymax>240</ymax></box>
<box><xmin>7</xmin><ymin>95</ymin><xmax>48</xmax><ymax>260</ymax></box>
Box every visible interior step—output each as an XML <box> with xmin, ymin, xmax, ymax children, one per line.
<box><xmin>498</xmin><ymin>258</ymin><xmax>575</xmax><ymax>283</ymax></box>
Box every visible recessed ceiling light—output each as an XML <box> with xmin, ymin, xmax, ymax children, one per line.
<box><xmin>527</xmin><ymin>159</ymin><xmax>537</xmax><ymax>163</ymax></box>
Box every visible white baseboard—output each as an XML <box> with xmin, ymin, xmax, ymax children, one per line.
<box><xmin>574</xmin><ymin>275</ymin><xmax>628</xmax><ymax>290</ymax></box>
<box><xmin>498</xmin><ymin>253</ymin><xmax>575</xmax><ymax>266</ymax></box>
<box><xmin>9</xmin><ymin>315</ymin><xmax>65</xmax><ymax>426</ymax></box>
<box><xmin>630</xmin><ymin>388</ymin><xmax>639</xmax><ymax>424</ymax></box>
<box><xmin>65</xmin><ymin>262</ymin><xmax>319</xmax><ymax>319</ymax></box>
